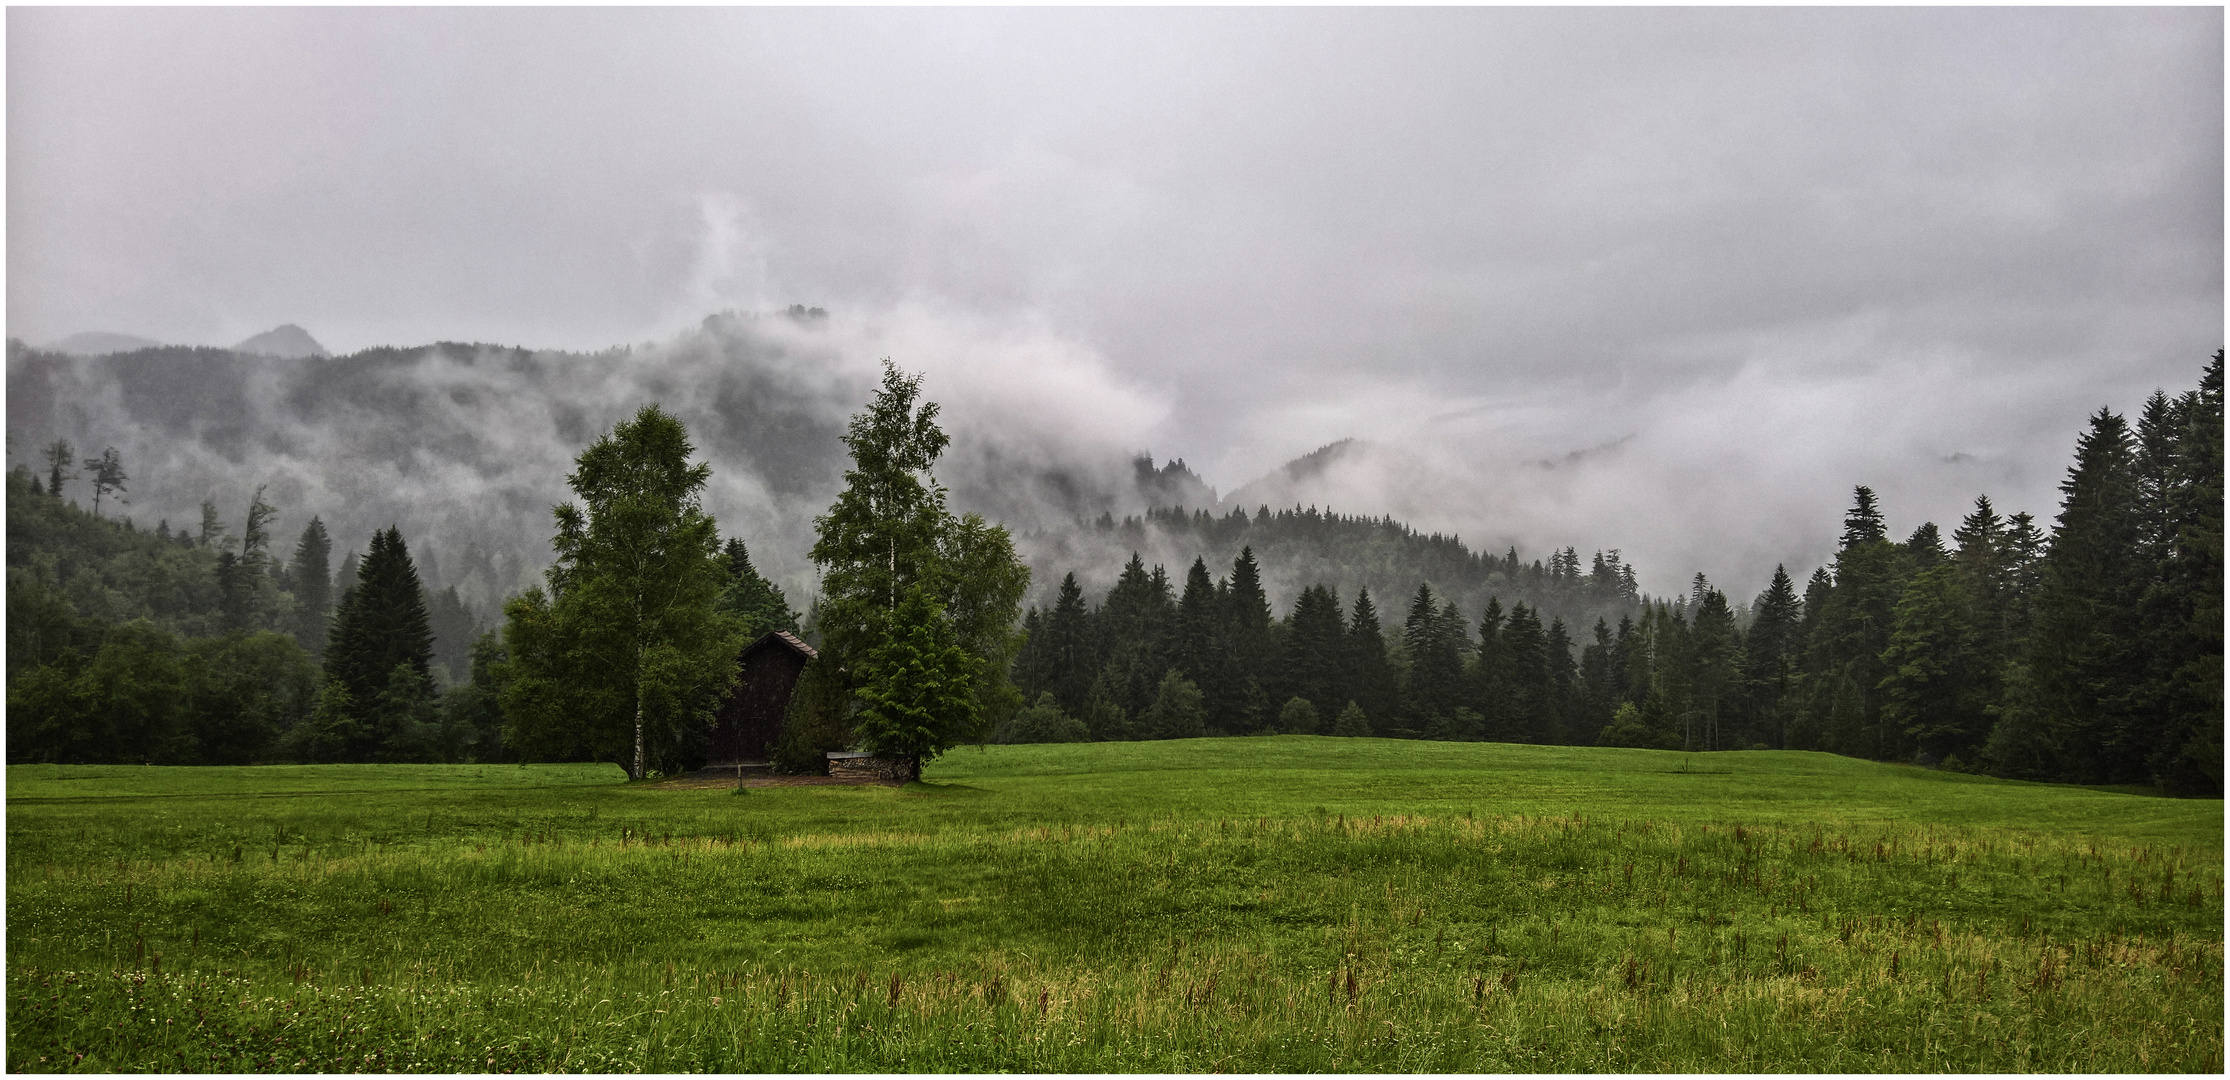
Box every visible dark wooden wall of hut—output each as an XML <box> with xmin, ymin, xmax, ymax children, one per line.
<box><xmin>708</xmin><ymin>641</ymin><xmax>809</xmax><ymax>764</ymax></box>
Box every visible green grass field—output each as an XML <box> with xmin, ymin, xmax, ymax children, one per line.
<box><xmin>7</xmin><ymin>739</ymin><xmax>2221</xmax><ymax>1072</ymax></box>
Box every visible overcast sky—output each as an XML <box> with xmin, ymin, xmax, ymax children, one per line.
<box><xmin>8</xmin><ymin>7</ymin><xmax>2221</xmax><ymax>596</ymax></box>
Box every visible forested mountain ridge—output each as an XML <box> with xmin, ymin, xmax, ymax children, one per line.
<box><xmin>7</xmin><ymin>319</ymin><xmax>1223</xmax><ymax>615</ymax></box>
<box><xmin>9</xmin><ymin>323</ymin><xmax>1645</xmax><ymax>625</ymax></box>
<box><xmin>1002</xmin><ymin>354</ymin><xmax>2222</xmax><ymax>796</ymax></box>
<box><xmin>1016</xmin><ymin>501</ymin><xmax>1641</xmax><ymax>634</ymax></box>
<box><xmin>6</xmin><ymin>468</ymin><xmax>486</xmax><ymax>684</ymax></box>
<box><xmin>9</xmin><ymin>320</ymin><xmax>2220</xmax><ymax>794</ymax></box>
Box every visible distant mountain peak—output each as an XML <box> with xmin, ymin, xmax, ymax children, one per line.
<box><xmin>1276</xmin><ymin>438</ymin><xmax>1364</xmax><ymax>484</ymax></box>
<box><xmin>234</xmin><ymin>324</ymin><xmax>329</xmax><ymax>359</ymax></box>
<box><xmin>44</xmin><ymin>331</ymin><xmax>162</xmax><ymax>356</ymax></box>
<box><xmin>1133</xmin><ymin>454</ymin><xmax>1219</xmax><ymax>512</ymax></box>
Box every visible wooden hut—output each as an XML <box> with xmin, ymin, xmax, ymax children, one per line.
<box><xmin>707</xmin><ymin>630</ymin><xmax>818</xmax><ymax>767</ymax></box>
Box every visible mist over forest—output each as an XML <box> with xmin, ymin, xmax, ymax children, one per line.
<box><xmin>6</xmin><ymin>310</ymin><xmax>1700</xmax><ymax>627</ymax></box>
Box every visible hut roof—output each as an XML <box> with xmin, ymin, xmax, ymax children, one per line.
<box><xmin>742</xmin><ymin>629</ymin><xmax>819</xmax><ymax>662</ymax></box>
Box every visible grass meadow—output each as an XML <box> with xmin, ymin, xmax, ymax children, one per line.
<box><xmin>6</xmin><ymin>738</ymin><xmax>2221</xmax><ymax>1072</ymax></box>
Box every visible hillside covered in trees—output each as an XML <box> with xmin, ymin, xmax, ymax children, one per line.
<box><xmin>999</xmin><ymin>354</ymin><xmax>2222</xmax><ymax>796</ymax></box>
<box><xmin>6</xmin><ymin>352</ymin><xmax>2220</xmax><ymax>795</ymax></box>
<box><xmin>4</xmin><ymin>457</ymin><xmax>797</xmax><ymax>767</ymax></box>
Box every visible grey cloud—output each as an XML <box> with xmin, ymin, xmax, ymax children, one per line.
<box><xmin>6</xmin><ymin>7</ymin><xmax>2220</xmax><ymax>601</ymax></box>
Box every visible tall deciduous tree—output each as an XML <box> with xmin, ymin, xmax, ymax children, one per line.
<box><xmin>502</xmin><ymin>405</ymin><xmax>741</xmax><ymax>779</ymax></box>
<box><xmin>811</xmin><ymin>360</ymin><xmax>953</xmax><ymax>665</ymax></box>
<box><xmin>809</xmin><ymin>362</ymin><xmax>1029</xmax><ymax>772</ymax></box>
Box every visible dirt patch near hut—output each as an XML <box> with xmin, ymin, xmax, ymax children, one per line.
<box><xmin>646</xmin><ymin>772</ymin><xmax>899</xmax><ymax>791</ymax></box>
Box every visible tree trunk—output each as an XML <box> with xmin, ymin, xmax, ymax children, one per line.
<box><xmin>633</xmin><ymin>683</ymin><xmax>646</xmax><ymax>781</ymax></box>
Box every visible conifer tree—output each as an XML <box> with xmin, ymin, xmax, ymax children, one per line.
<box><xmin>82</xmin><ymin>447</ymin><xmax>127</xmax><ymax>517</ymax></box>
<box><xmin>1226</xmin><ymin>547</ymin><xmax>1275</xmax><ymax>731</ymax></box>
<box><xmin>198</xmin><ymin>501</ymin><xmax>227</xmax><ymax>549</ymax></box>
<box><xmin>1543</xmin><ymin>615</ymin><xmax>1579</xmax><ymax>745</ymax></box>
<box><xmin>2152</xmin><ymin>353</ymin><xmax>2222</xmax><ymax>794</ymax></box>
<box><xmin>325</xmin><ymin>527</ymin><xmax>436</xmax><ymax>760</ymax></box>
<box><xmin>1688</xmin><ymin>590</ymin><xmax>1741</xmax><ymax>750</ymax></box>
<box><xmin>1345</xmin><ymin>588</ymin><xmax>1397</xmax><ymax>733</ymax></box>
<box><xmin>1473</xmin><ymin>597</ymin><xmax>1509</xmax><ymax>738</ymax></box>
<box><xmin>1176</xmin><ymin>557</ymin><xmax>1241</xmax><ymax>730</ymax></box>
<box><xmin>1042</xmin><ymin>573</ymin><xmax>1094</xmax><ymax>717</ymax></box>
<box><xmin>42</xmin><ymin>438</ymin><xmax>74</xmax><ymax>500</ymax></box>
<box><xmin>716</xmin><ymin>538</ymin><xmax>799</xmax><ymax>640</ymax></box>
<box><xmin>1880</xmin><ymin>563</ymin><xmax>1988</xmax><ymax>764</ymax></box>
<box><xmin>1843</xmin><ymin>486</ymin><xmax>1888</xmax><ymax>546</ymax></box>
<box><xmin>1743</xmin><ymin>566</ymin><xmax>1803</xmax><ymax>748</ymax></box>
<box><xmin>1953</xmin><ymin>497</ymin><xmax>2011</xmax><ymax>644</ymax></box>
<box><xmin>1283</xmin><ymin>584</ymin><xmax>1347</xmax><ymax>720</ymax></box>
<box><xmin>1012</xmin><ymin>607</ymin><xmax>1047</xmax><ymax>699</ymax></box>
<box><xmin>1798</xmin><ymin>487</ymin><xmax>1911</xmax><ymax>758</ymax></box>
<box><xmin>1099</xmin><ymin>553</ymin><xmax>1174</xmax><ymax>718</ymax></box>
<box><xmin>288</xmin><ymin>517</ymin><xmax>334</xmax><ymax>656</ymax></box>
<box><xmin>1331</xmin><ymin>700</ymin><xmax>1371</xmax><ymax>737</ymax></box>
<box><xmin>1502</xmin><ymin>602</ymin><xmax>1549</xmax><ymax>743</ymax></box>
<box><xmin>1139</xmin><ymin>670</ymin><xmax>1206</xmax><ymax>740</ymax></box>
<box><xmin>1904</xmin><ymin>522</ymin><xmax>1946</xmax><ymax>570</ymax></box>
<box><xmin>2020</xmin><ymin>408</ymin><xmax>2147</xmax><ymax>783</ymax></box>
<box><xmin>853</xmin><ymin>584</ymin><xmax>979</xmax><ymax>781</ymax></box>
<box><xmin>1401</xmin><ymin>584</ymin><xmax>1462</xmax><ymax>732</ymax></box>
<box><xmin>1578</xmin><ymin>617</ymin><xmax>1620</xmax><ymax>738</ymax></box>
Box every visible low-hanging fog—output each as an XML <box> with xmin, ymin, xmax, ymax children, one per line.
<box><xmin>7</xmin><ymin>7</ymin><xmax>2222</xmax><ymax>617</ymax></box>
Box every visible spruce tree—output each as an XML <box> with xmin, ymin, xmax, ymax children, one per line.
<box><xmin>1904</xmin><ymin>522</ymin><xmax>1946</xmax><ymax>570</ymax></box>
<box><xmin>82</xmin><ymin>447</ymin><xmax>127</xmax><ymax>517</ymax></box>
<box><xmin>1473</xmin><ymin>597</ymin><xmax>1509</xmax><ymax>739</ymax></box>
<box><xmin>717</xmin><ymin>538</ymin><xmax>800</xmax><ymax>641</ymax></box>
<box><xmin>288</xmin><ymin>518</ymin><xmax>334</xmax><ymax>656</ymax></box>
<box><xmin>42</xmin><ymin>439</ymin><xmax>74</xmax><ymax>500</ymax></box>
<box><xmin>1543</xmin><ymin>615</ymin><xmax>1578</xmax><ymax>745</ymax></box>
<box><xmin>1283</xmin><ymin>584</ymin><xmax>1347</xmax><ymax>720</ymax></box>
<box><xmin>1400</xmin><ymin>584</ymin><xmax>1461</xmax><ymax>732</ymax></box>
<box><xmin>325</xmin><ymin>527</ymin><xmax>436</xmax><ymax>760</ymax></box>
<box><xmin>1743</xmin><ymin>566</ymin><xmax>1803</xmax><ymax>749</ymax></box>
<box><xmin>1331</xmin><ymin>700</ymin><xmax>1371</xmax><ymax>737</ymax></box>
<box><xmin>1100</xmin><ymin>554</ymin><xmax>1173</xmax><ymax>718</ymax></box>
<box><xmin>1578</xmin><ymin>618</ymin><xmax>1619</xmax><ymax>739</ymax></box>
<box><xmin>1042</xmin><ymin>573</ymin><xmax>1094</xmax><ymax>717</ymax></box>
<box><xmin>1345</xmin><ymin>588</ymin><xmax>1397</xmax><ymax>734</ymax></box>
<box><xmin>2154</xmin><ymin>353</ymin><xmax>2222</xmax><ymax>794</ymax></box>
<box><xmin>2021</xmin><ymin>408</ymin><xmax>2147</xmax><ymax>783</ymax></box>
<box><xmin>1688</xmin><ymin>590</ymin><xmax>1741</xmax><ymax>750</ymax></box>
<box><xmin>1880</xmin><ymin>564</ymin><xmax>1988</xmax><ymax>764</ymax></box>
<box><xmin>1502</xmin><ymin>602</ymin><xmax>1549</xmax><ymax>743</ymax></box>
<box><xmin>853</xmin><ymin>584</ymin><xmax>979</xmax><ymax>781</ymax></box>
<box><xmin>1953</xmin><ymin>497</ymin><xmax>2011</xmax><ymax>646</ymax></box>
<box><xmin>1139</xmin><ymin>670</ymin><xmax>1205</xmax><ymax>740</ymax></box>
<box><xmin>1798</xmin><ymin>487</ymin><xmax>1911</xmax><ymax>758</ymax></box>
<box><xmin>1843</xmin><ymin>486</ymin><xmax>1888</xmax><ymax>546</ymax></box>
<box><xmin>1226</xmin><ymin>547</ymin><xmax>1275</xmax><ymax>731</ymax></box>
